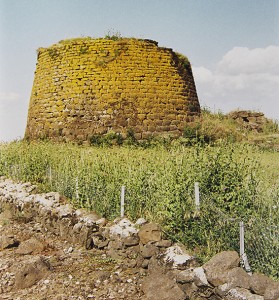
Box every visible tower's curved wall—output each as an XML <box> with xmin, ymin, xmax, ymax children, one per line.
<box><xmin>25</xmin><ymin>38</ymin><xmax>200</xmax><ymax>141</ymax></box>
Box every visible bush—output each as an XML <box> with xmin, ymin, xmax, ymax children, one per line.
<box><xmin>0</xmin><ymin>140</ymin><xmax>277</xmax><ymax>278</ymax></box>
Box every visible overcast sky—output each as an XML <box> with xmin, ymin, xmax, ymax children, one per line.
<box><xmin>0</xmin><ymin>0</ymin><xmax>278</xmax><ymax>141</ymax></box>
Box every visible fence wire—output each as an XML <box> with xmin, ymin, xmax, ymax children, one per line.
<box><xmin>199</xmin><ymin>195</ymin><xmax>279</xmax><ymax>280</ymax></box>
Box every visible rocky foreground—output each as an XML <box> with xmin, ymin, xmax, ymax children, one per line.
<box><xmin>0</xmin><ymin>178</ymin><xmax>279</xmax><ymax>300</ymax></box>
<box><xmin>0</xmin><ymin>212</ymin><xmax>145</xmax><ymax>299</ymax></box>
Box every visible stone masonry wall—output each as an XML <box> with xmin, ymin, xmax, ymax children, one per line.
<box><xmin>1</xmin><ymin>178</ymin><xmax>278</xmax><ymax>300</ymax></box>
<box><xmin>25</xmin><ymin>38</ymin><xmax>200</xmax><ymax>142</ymax></box>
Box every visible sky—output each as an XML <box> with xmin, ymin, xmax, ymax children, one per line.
<box><xmin>0</xmin><ymin>0</ymin><xmax>278</xmax><ymax>141</ymax></box>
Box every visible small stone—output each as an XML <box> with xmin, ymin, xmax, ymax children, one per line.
<box><xmin>193</xmin><ymin>267</ymin><xmax>209</xmax><ymax>287</ymax></box>
<box><xmin>176</xmin><ymin>269</ymin><xmax>195</xmax><ymax>284</ymax></box>
<box><xmin>155</xmin><ymin>239</ymin><xmax>172</xmax><ymax>248</ymax></box>
<box><xmin>250</xmin><ymin>273</ymin><xmax>273</xmax><ymax>295</ymax></box>
<box><xmin>163</xmin><ymin>244</ymin><xmax>196</xmax><ymax>270</ymax></box>
<box><xmin>141</xmin><ymin>259</ymin><xmax>150</xmax><ymax>269</ymax></box>
<box><xmin>14</xmin><ymin>256</ymin><xmax>51</xmax><ymax>290</ymax></box>
<box><xmin>0</xmin><ymin>235</ymin><xmax>20</xmax><ymax>249</ymax></box>
<box><xmin>138</xmin><ymin>223</ymin><xmax>162</xmax><ymax>245</ymax></box>
<box><xmin>110</xmin><ymin>218</ymin><xmax>138</xmax><ymax>238</ymax></box>
<box><xmin>123</xmin><ymin>235</ymin><xmax>139</xmax><ymax>247</ymax></box>
<box><xmin>264</xmin><ymin>281</ymin><xmax>279</xmax><ymax>300</ymax></box>
<box><xmin>214</xmin><ymin>267</ymin><xmax>251</xmax><ymax>293</ymax></box>
<box><xmin>108</xmin><ymin>239</ymin><xmax>123</xmax><ymax>250</ymax></box>
<box><xmin>227</xmin><ymin>287</ymin><xmax>264</xmax><ymax>300</ymax></box>
<box><xmin>135</xmin><ymin>218</ymin><xmax>147</xmax><ymax>226</ymax></box>
<box><xmin>96</xmin><ymin>217</ymin><xmax>107</xmax><ymax>226</ymax></box>
<box><xmin>142</xmin><ymin>270</ymin><xmax>185</xmax><ymax>300</ymax></box>
<box><xmin>140</xmin><ymin>243</ymin><xmax>158</xmax><ymax>258</ymax></box>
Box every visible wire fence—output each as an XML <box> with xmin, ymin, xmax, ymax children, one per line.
<box><xmin>245</xmin><ymin>220</ymin><xmax>279</xmax><ymax>279</ymax></box>
<box><xmin>3</xmin><ymin>162</ymin><xmax>279</xmax><ymax>280</ymax></box>
<box><xmin>193</xmin><ymin>183</ymin><xmax>279</xmax><ymax>280</ymax></box>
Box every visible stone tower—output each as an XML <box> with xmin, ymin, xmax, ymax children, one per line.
<box><xmin>25</xmin><ymin>37</ymin><xmax>200</xmax><ymax>142</ymax></box>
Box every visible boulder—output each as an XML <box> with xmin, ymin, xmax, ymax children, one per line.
<box><xmin>109</xmin><ymin>218</ymin><xmax>138</xmax><ymax>238</ymax></box>
<box><xmin>140</xmin><ymin>242</ymin><xmax>159</xmax><ymax>258</ymax></box>
<box><xmin>203</xmin><ymin>251</ymin><xmax>240</xmax><ymax>286</ymax></box>
<box><xmin>176</xmin><ymin>267</ymin><xmax>209</xmax><ymax>287</ymax></box>
<box><xmin>142</xmin><ymin>270</ymin><xmax>185</xmax><ymax>300</ymax></box>
<box><xmin>264</xmin><ymin>281</ymin><xmax>279</xmax><ymax>300</ymax></box>
<box><xmin>226</xmin><ymin>287</ymin><xmax>263</xmax><ymax>300</ymax></box>
<box><xmin>14</xmin><ymin>256</ymin><xmax>51</xmax><ymax>290</ymax></box>
<box><xmin>123</xmin><ymin>235</ymin><xmax>140</xmax><ymax>247</ymax></box>
<box><xmin>250</xmin><ymin>273</ymin><xmax>273</xmax><ymax>295</ymax></box>
<box><xmin>226</xmin><ymin>267</ymin><xmax>251</xmax><ymax>290</ymax></box>
<box><xmin>163</xmin><ymin>244</ymin><xmax>196</xmax><ymax>270</ymax></box>
<box><xmin>0</xmin><ymin>235</ymin><xmax>19</xmax><ymax>249</ymax></box>
<box><xmin>16</xmin><ymin>237</ymin><xmax>45</xmax><ymax>255</ymax></box>
<box><xmin>176</xmin><ymin>269</ymin><xmax>195</xmax><ymax>284</ymax></box>
<box><xmin>155</xmin><ymin>239</ymin><xmax>172</xmax><ymax>248</ymax></box>
<box><xmin>138</xmin><ymin>223</ymin><xmax>162</xmax><ymax>245</ymax></box>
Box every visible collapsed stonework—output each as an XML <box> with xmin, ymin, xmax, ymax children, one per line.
<box><xmin>228</xmin><ymin>111</ymin><xmax>269</xmax><ymax>132</ymax></box>
<box><xmin>25</xmin><ymin>37</ymin><xmax>200</xmax><ymax>142</ymax></box>
<box><xmin>1</xmin><ymin>178</ymin><xmax>278</xmax><ymax>299</ymax></box>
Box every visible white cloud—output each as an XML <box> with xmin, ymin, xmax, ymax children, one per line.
<box><xmin>0</xmin><ymin>92</ymin><xmax>25</xmax><ymax>142</ymax></box>
<box><xmin>0</xmin><ymin>92</ymin><xmax>20</xmax><ymax>109</ymax></box>
<box><xmin>0</xmin><ymin>92</ymin><xmax>20</xmax><ymax>101</ymax></box>
<box><xmin>217</xmin><ymin>46</ymin><xmax>279</xmax><ymax>75</ymax></box>
<box><xmin>193</xmin><ymin>46</ymin><xmax>279</xmax><ymax>120</ymax></box>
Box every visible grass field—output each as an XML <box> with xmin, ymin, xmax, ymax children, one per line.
<box><xmin>0</xmin><ymin>110</ymin><xmax>278</xmax><ymax>278</ymax></box>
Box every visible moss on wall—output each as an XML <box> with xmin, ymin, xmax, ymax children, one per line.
<box><xmin>25</xmin><ymin>38</ymin><xmax>200</xmax><ymax>142</ymax></box>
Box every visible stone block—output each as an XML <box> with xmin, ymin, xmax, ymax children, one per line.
<box><xmin>250</xmin><ymin>273</ymin><xmax>273</xmax><ymax>296</ymax></box>
<box><xmin>138</xmin><ymin>223</ymin><xmax>162</xmax><ymax>245</ymax></box>
<box><xmin>14</xmin><ymin>256</ymin><xmax>51</xmax><ymax>290</ymax></box>
<box><xmin>202</xmin><ymin>251</ymin><xmax>240</xmax><ymax>287</ymax></box>
<box><xmin>264</xmin><ymin>281</ymin><xmax>279</xmax><ymax>300</ymax></box>
<box><xmin>25</xmin><ymin>38</ymin><xmax>200</xmax><ymax>141</ymax></box>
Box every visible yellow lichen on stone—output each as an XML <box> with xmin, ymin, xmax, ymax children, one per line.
<box><xmin>25</xmin><ymin>38</ymin><xmax>200</xmax><ymax>141</ymax></box>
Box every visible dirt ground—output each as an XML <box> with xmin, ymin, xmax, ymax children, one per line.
<box><xmin>0</xmin><ymin>210</ymin><xmax>145</xmax><ymax>300</ymax></box>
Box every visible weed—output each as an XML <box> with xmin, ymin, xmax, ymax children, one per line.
<box><xmin>104</xmin><ymin>29</ymin><xmax>122</xmax><ymax>41</ymax></box>
<box><xmin>47</xmin><ymin>48</ymin><xmax>60</xmax><ymax>59</ymax></box>
<box><xmin>79</xmin><ymin>45</ymin><xmax>89</xmax><ymax>55</ymax></box>
<box><xmin>0</xmin><ymin>116</ymin><xmax>278</xmax><ymax>278</ymax></box>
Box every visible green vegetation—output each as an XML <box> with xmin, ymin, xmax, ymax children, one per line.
<box><xmin>47</xmin><ymin>48</ymin><xmax>60</xmax><ymax>59</ymax></box>
<box><xmin>0</xmin><ymin>109</ymin><xmax>278</xmax><ymax>279</ymax></box>
<box><xmin>175</xmin><ymin>52</ymin><xmax>190</xmax><ymax>69</ymax></box>
<box><xmin>104</xmin><ymin>29</ymin><xmax>122</xmax><ymax>41</ymax></box>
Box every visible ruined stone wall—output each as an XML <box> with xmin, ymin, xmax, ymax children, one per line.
<box><xmin>1</xmin><ymin>178</ymin><xmax>278</xmax><ymax>299</ymax></box>
<box><xmin>228</xmin><ymin>110</ymin><xmax>268</xmax><ymax>132</ymax></box>
<box><xmin>25</xmin><ymin>38</ymin><xmax>200</xmax><ymax>142</ymax></box>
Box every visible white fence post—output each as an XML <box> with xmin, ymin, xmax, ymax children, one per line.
<box><xmin>194</xmin><ymin>182</ymin><xmax>200</xmax><ymax>210</ymax></box>
<box><xmin>240</xmin><ymin>221</ymin><xmax>245</xmax><ymax>257</ymax></box>
<box><xmin>121</xmin><ymin>185</ymin><xmax>125</xmax><ymax>218</ymax></box>
<box><xmin>49</xmin><ymin>166</ymin><xmax>52</xmax><ymax>184</ymax></box>
<box><xmin>75</xmin><ymin>177</ymin><xmax>79</xmax><ymax>201</ymax></box>
<box><xmin>239</xmin><ymin>221</ymin><xmax>252</xmax><ymax>275</ymax></box>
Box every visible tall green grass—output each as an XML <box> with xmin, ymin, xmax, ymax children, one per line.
<box><xmin>0</xmin><ymin>140</ymin><xmax>278</xmax><ymax>278</ymax></box>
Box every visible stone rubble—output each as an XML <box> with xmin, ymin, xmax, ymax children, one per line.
<box><xmin>0</xmin><ymin>177</ymin><xmax>278</xmax><ymax>300</ymax></box>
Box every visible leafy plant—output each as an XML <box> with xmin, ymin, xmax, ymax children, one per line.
<box><xmin>0</xmin><ymin>139</ymin><xmax>278</xmax><ymax>278</ymax></box>
<box><xmin>47</xmin><ymin>48</ymin><xmax>60</xmax><ymax>59</ymax></box>
<box><xmin>104</xmin><ymin>29</ymin><xmax>122</xmax><ymax>41</ymax></box>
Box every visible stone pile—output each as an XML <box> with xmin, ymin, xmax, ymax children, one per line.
<box><xmin>228</xmin><ymin>111</ymin><xmax>269</xmax><ymax>132</ymax></box>
<box><xmin>0</xmin><ymin>177</ymin><xmax>278</xmax><ymax>300</ymax></box>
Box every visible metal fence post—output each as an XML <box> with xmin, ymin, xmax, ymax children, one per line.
<box><xmin>75</xmin><ymin>177</ymin><xmax>79</xmax><ymax>201</ymax></box>
<box><xmin>240</xmin><ymin>221</ymin><xmax>252</xmax><ymax>275</ymax></box>
<box><xmin>195</xmin><ymin>182</ymin><xmax>200</xmax><ymax>210</ymax></box>
<box><xmin>121</xmin><ymin>185</ymin><xmax>125</xmax><ymax>218</ymax></box>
